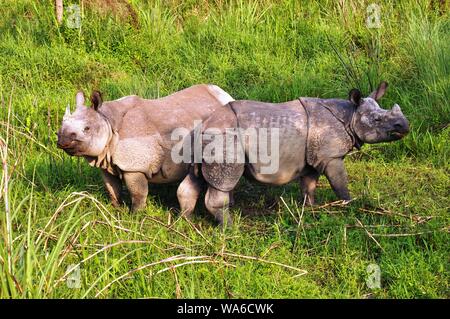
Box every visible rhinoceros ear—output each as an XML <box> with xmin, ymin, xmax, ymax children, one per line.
<box><xmin>75</xmin><ymin>91</ymin><xmax>85</xmax><ymax>109</ymax></box>
<box><xmin>90</xmin><ymin>90</ymin><xmax>103</xmax><ymax>111</ymax></box>
<box><xmin>349</xmin><ymin>88</ymin><xmax>362</xmax><ymax>106</ymax></box>
<box><xmin>369</xmin><ymin>81</ymin><xmax>388</xmax><ymax>101</ymax></box>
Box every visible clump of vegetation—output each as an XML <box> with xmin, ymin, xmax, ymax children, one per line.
<box><xmin>0</xmin><ymin>0</ymin><xmax>448</xmax><ymax>298</ymax></box>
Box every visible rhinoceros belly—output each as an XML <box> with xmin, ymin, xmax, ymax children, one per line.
<box><xmin>114</xmin><ymin>136</ymin><xmax>190</xmax><ymax>183</ymax></box>
<box><xmin>246</xmin><ymin>135</ymin><xmax>307</xmax><ymax>185</ymax></box>
<box><xmin>236</xmin><ymin>104</ymin><xmax>308</xmax><ymax>185</ymax></box>
<box><xmin>148</xmin><ymin>159</ymin><xmax>190</xmax><ymax>184</ymax></box>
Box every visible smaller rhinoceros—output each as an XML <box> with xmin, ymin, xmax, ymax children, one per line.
<box><xmin>57</xmin><ymin>85</ymin><xmax>234</xmax><ymax>213</ymax></box>
<box><xmin>191</xmin><ymin>82</ymin><xmax>409</xmax><ymax>226</ymax></box>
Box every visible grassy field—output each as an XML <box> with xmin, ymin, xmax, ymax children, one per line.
<box><xmin>0</xmin><ymin>0</ymin><xmax>449</xmax><ymax>298</ymax></box>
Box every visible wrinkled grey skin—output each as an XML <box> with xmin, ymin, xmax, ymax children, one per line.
<box><xmin>189</xmin><ymin>82</ymin><xmax>409</xmax><ymax>226</ymax></box>
<box><xmin>57</xmin><ymin>84</ymin><xmax>234</xmax><ymax>213</ymax></box>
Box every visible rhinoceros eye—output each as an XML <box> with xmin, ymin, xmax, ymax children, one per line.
<box><xmin>83</xmin><ymin>126</ymin><xmax>90</xmax><ymax>133</ymax></box>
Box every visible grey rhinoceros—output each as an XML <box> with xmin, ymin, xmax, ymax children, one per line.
<box><xmin>187</xmin><ymin>82</ymin><xmax>409</xmax><ymax>226</ymax></box>
<box><xmin>57</xmin><ymin>84</ymin><xmax>234</xmax><ymax>213</ymax></box>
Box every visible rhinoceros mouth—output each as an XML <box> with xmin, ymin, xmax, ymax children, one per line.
<box><xmin>63</xmin><ymin>148</ymin><xmax>78</xmax><ymax>155</ymax></box>
<box><xmin>388</xmin><ymin>131</ymin><xmax>406</xmax><ymax>139</ymax></box>
<box><xmin>58</xmin><ymin>146</ymin><xmax>77</xmax><ymax>155</ymax></box>
<box><xmin>57</xmin><ymin>143</ymin><xmax>82</xmax><ymax>156</ymax></box>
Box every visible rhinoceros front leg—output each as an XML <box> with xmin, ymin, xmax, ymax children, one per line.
<box><xmin>177</xmin><ymin>169</ymin><xmax>204</xmax><ymax>220</ymax></box>
<box><xmin>299</xmin><ymin>169</ymin><xmax>320</xmax><ymax>206</ymax></box>
<box><xmin>101</xmin><ymin>169</ymin><xmax>123</xmax><ymax>208</ymax></box>
<box><xmin>123</xmin><ymin>172</ymin><xmax>148</xmax><ymax>211</ymax></box>
<box><xmin>205</xmin><ymin>186</ymin><xmax>232</xmax><ymax>228</ymax></box>
<box><xmin>323</xmin><ymin>158</ymin><xmax>351</xmax><ymax>201</ymax></box>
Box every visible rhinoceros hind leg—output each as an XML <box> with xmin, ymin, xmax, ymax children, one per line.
<box><xmin>101</xmin><ymin>169</ymin><xmax>123</xmax><ymax>208</ymax></box>
<box><xmin>123</xmin><ymin>172</ymin><xmax>149</xmax><ymax>211</ymax></box>
<box><xmin>205</xmin><ymin>186</ymin><xmax>232</xmax><ymax>228</ymax></box>
<box><xmin>177</xmin><ymin>170</ymin><xmax>204</xmax><ymax>220</ymax></box>
<box><xmin>299</xmin><ymin>169</ymin><xmax>320</xmax><ymax>206</ymax></box>
<box><xmin>324</xmin><ymin>159</ymin><xmax>351</xmax><ymax>201</ymax></box>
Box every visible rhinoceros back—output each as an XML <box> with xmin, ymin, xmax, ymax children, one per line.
<box><xmin>101</xmin><ymin>84</ymin><xmax>233</xmax><ymax>181</ymax></box>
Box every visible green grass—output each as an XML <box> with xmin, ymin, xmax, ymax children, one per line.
<box><xmin>0</xmin><ymin>0</ymin><xmax>449</xmax><ymax>298</ymax></box>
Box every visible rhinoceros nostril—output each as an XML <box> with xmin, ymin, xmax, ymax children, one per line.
<box><xmin>57</xmin><ymin>134</ymin><xmax>75</xmax><ymax>149</ymax></box>
<box><xmin>393</xmin><ymin>123</ymin><xmax>403</xmax><ymax>131</ymax></box>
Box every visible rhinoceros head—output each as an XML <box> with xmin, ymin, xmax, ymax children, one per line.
<box><xmin>57</xmin><ymin>91</ymin><xmax>111</xmax><ymax>157</ymax></box>
<box><xmin>349</xmin><ymin>82</ymin><xmax>409</xmax><ymax>144</ymax></box>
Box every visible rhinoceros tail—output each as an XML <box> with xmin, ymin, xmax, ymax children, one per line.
<box><xmin>207</xmin><ymin>84</ymin><xmax>235</xmax><ymax>106</ymax></box>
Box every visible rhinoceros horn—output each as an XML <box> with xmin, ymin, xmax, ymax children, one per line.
<box><xmin>392</xmin><ymin>104</ymin><xmax>402</xmax><ymax>114</ymax></box>
<box><xmin>64</xmin><ymin>104</ymin><xmax>71</xmax><ymax>118</ymax></box>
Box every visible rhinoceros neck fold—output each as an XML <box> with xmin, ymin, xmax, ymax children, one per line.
<box><xmin>296</xmin><ymin>97</ymin><xmax>364</xmax><ymax>172</ymax></box>
<box><xmin>330</xmin><ymin>102</ymin><xmax>363</xmax><ymax>150</ymax></box>
<box><xmin>348</xmin><ymin>110</ymin><xmax>363</xmax><ymax>150</ymax></box>
<box><xmin>84</xmin><ymin>113</ymin><xmax>121</xmax><ymax>176</ymax></box>
<box><xmin>300</xmin><ymin>97</ymin><xmax>363</xmax><ymax>150</ymax></box>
